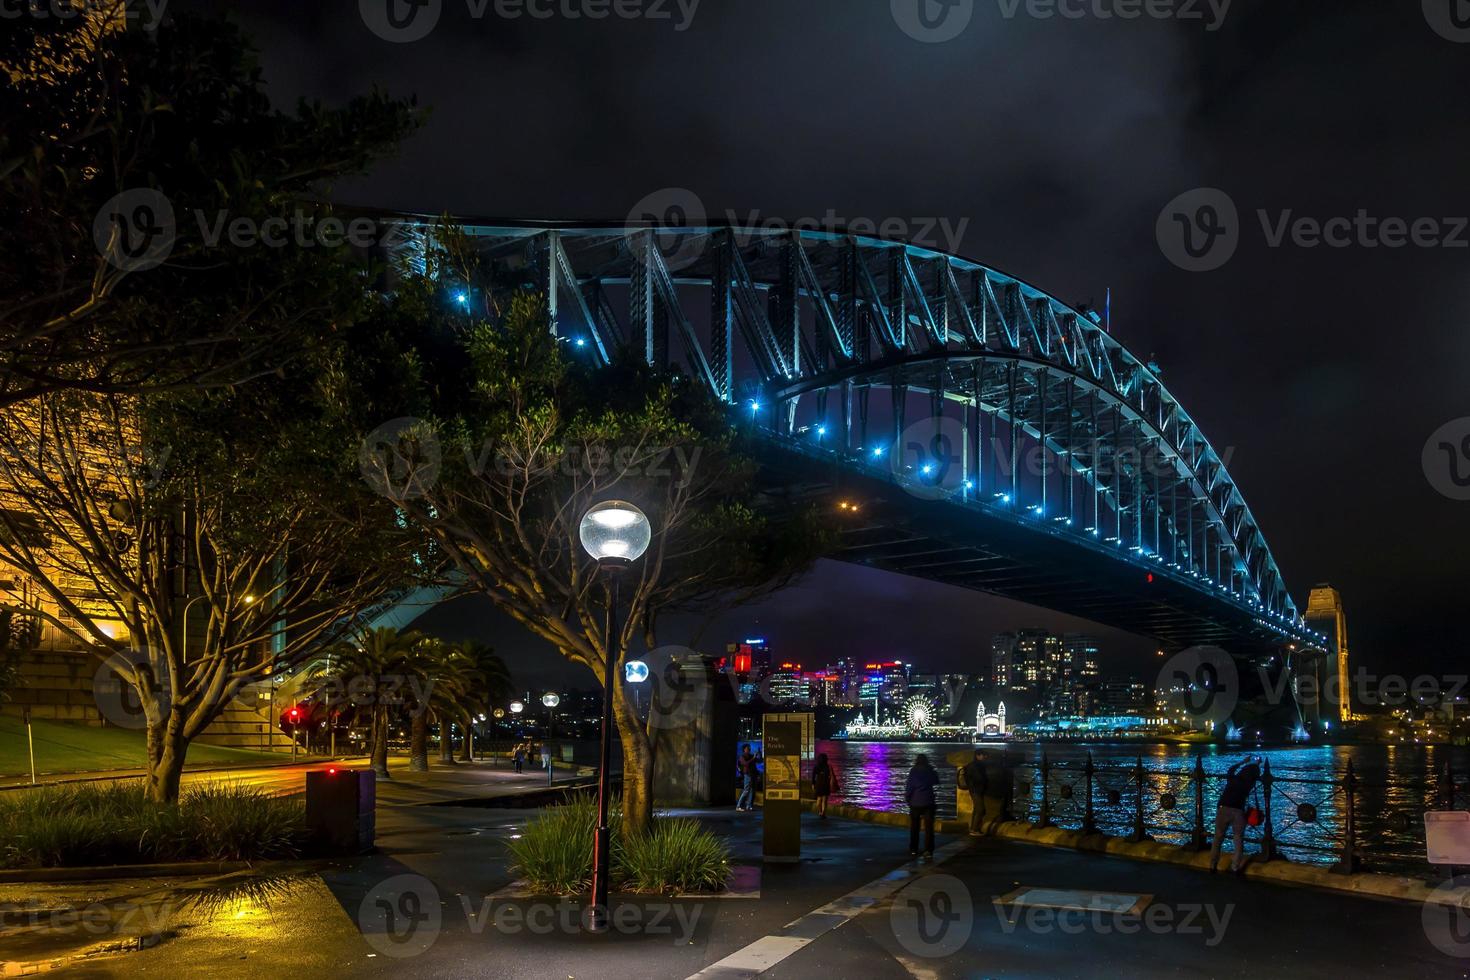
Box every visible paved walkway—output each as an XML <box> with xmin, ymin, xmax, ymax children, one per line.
<box><xmin>3</xmin><ymin>794</ymin><xmax>1466</xmax><ymax>978</ymax></box>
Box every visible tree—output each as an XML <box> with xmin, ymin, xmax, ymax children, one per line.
<box><xmin>453</xmin><ymin>641</ymin><xmax>513</xmax><ymax>762</ymax></box>
<box><xmin>307</xmin><ymin>627</ymin><xmax>426</xmax><ymax>779</ymax></box>
<box><xmin>359</xmin><ymin>266</ymin><xmax>828</xmax><ymax>835</ymax></box>
<box><xmin>0</xmin><ymin>370</ymin><xmax>427</xmax><ymax>802</ymax></box>
<box><xmin>0</xmin><ymin>609</ymin><xmax>41</xmax><ymax>705</ymax></box>
<box><xmin>0</xmin><ymin>7</ymin><xmax>422</xmax><ymax>408</ymax></box>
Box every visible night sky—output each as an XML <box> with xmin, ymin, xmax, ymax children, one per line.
<box><xmin>187</xmin><ymin>0</ymin><xmax>1469</xmax><ymax>686</ymax></box>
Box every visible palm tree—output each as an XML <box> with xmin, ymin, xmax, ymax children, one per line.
<box><xmin>453</xmin><ymin>641</ymin><xmax>513</xmax><ymax>762</ymax></box>
<box><xmin>305</xmin><ymin>626</ymin><xmax>421</xmax><ymax>778</ymax></box>
<box><xmin>402</xmin><ymin>637</ymin><xmax>472</xmax><ymax>772</ymax></box>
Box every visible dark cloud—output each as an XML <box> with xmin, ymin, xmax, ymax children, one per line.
<box><xmin>184</xmin><ymin>0</ymin><xmax>1469</xmax><ymax>677</ymax></box>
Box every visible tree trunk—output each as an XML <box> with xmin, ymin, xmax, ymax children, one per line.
<box><xmin>371</xmin><ymin>704</ymin><xmax>391</xmax><ymax>778</ymax></box>
<box><xmin>145</xmin><ymin>715</ymin><xmax>189</xmax><ymax>804</ymax></box>
<box><xmin>613</xmin><ymin>677</ymin><xmax>653</xmax><ymax>839</ymax></box>
<box><xmin>437</xmin><ymin>712</ymin><xmax>456</xmax><ymax>764</ymax></box>
<box><xmin>409</xmin><ymin>711</ymin><xmax>429</xmax><ymax>771</ymax></box>
<box><xmin>458</xmin><ymin>710</ymin><xmax>474</xmax><ymax>762</ymax></box>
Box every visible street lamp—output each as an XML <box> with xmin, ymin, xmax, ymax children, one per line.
<box><xmin>578</xmin><ymin>499</ymin><xmax>651</xmax><ymax>933</ymax></box>
<box><xmin>542</xmin><ymin>692</ymin><xmax>560</xmax><ymax>784</ymax></box>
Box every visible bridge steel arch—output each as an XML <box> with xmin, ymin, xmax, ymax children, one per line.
<box><xmin>379</xmin><ymin>216</ymin><xmax>1324</xmax><ymax>653</ymax></box>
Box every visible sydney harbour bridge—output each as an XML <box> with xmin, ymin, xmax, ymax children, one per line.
<box><xmin>374</xmin><ymin>216</ymin><xmax>1329</xmax><ymax>665</ymax></box>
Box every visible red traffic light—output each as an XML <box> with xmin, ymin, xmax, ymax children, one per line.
<box><xmin>1147</xmin><ymin>573</ymin><xmax>1154</xmax><ymax>584</ymax></box>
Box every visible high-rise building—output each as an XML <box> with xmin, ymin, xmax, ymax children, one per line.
<box><xmin>1062</xmin><ymin>633</ymin><xmax>1101</xmax><ymax>681</ymax></box>
<box><xmin>992</xmin><ymin>630</ymin><xmax>1063</xmax><ymax>691</ymax></box>
<box><xmin>725</xmin><ymin>637</ymin><xmax>772</xmax><ymax>680</ymax></box>
<box><xmin>766</xmin><ymin>661</ymin><xmax>810</xmax><ymax>704</ymax></box>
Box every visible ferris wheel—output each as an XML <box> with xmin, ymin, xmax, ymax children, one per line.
<box><xmin>902</xmin><ymin>694</ymin><xmax>936</xmax><ymax>731</ymax></box>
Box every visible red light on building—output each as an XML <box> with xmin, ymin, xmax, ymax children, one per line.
<box><xmin>1147</xmin><ymin>573</ymin><xmax>1155</xmax><ymax>583</ymax></box>
<box><xmin>734</xmin><ymin>652</ymin><xmax>752</xmax><ymax>674</ymax></box>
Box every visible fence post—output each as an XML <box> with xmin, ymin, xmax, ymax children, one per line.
<box><xmin>1334</xmin><ymin>758</ymin><xmax>1361</xmax><ymax>874</ymax></box>
<box><xmin>1260</xmin><ymin>759</ymin><xmax>1277</xmax><ymax>862</ymax></box>
<box><xmin>1037</xmin><ymin>753</ymin><xmax>1052</xmax><ymax>828</ymax></box>
<box><xmin>1191</xmin><ymin>755</ymin><xmax>1208</xmax><ymax>851</ymax></box>
<box><xmin>1129</xmin><ymin>755</ymin><xmax>1149</xmax><ymax>842</ymax></box>
<box><xmin>1083</xmin><ymin>752</ymin><xmax>1096</xmax><ymax>834</ymax></box>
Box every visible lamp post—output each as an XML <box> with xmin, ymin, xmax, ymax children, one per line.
<box><xmin>542</xmin><ymin>692</ymin><xmax>560</xmax><ymax>783</ymax></box>
<box><xmin>577</xmin><ymin>499</ymin><xmax>652</xmax><ymax>933</ymax></box>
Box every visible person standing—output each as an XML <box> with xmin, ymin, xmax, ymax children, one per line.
<box><xmin>813</xmin><ymin>752</ymin><xmax>839</xmax><ymax>818</ymax></box>
<box><xmin>905</xmin><ymin>752</ymin><xmax>940</xmax><ymax>859</ymax></box>
<box><xmin>960</xmin><ymin>749</ymin><xmax>990</xmax><ymax>836</ymax></box>
<box><xmin>736</xmin><ymin>744</ymin><xmax>761</xmax><ymax>811</ymax></box>
<box><xmin>1210</xmin><ymin>756</ymin><xmax>1262</xmax><ymax>873</ymax></box>
<box><xmin>540</xmin><ymin>741</ymin><xmax>553</xmax><ymax>773</ymax></box>
<box><xmin>512</xmin><ymin>743</ymin><xmax>525</xmax><ymax>774</ymax></box>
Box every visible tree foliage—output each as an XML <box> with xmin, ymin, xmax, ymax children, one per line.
<box><xmin>357</xmin><ymin>235</ymin><xmax>830</xmax><ymax>832</ymax></box>
<box><xmin>0</xmin><ymin>6</ymin><xmax>422</xmax><ymax>407</ymax></box>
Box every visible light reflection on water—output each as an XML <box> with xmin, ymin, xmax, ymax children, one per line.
<box><xmin>820</xmin><ymin>739</ymin><xmax>1469</xmax><ymax>873</ymax></box>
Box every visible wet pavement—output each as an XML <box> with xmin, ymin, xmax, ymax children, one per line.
<box><xmin>3</xmin><ymin>772</ymin><xmax>1468</xmax><ymax>978</ymax></box>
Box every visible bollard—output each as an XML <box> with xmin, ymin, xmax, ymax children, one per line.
<box><xmin>1334</xmin><ymin>759</ymin><xmax>1361</xmax><ymax>874</ymax></box>
<box><xmin>1083</xmin><ymin>752</ymin><xmax>1096</xmax><ymax>834</ymax></box>
<box><xmin>1261</xmin><ymin>759</ymin><xmax>1277</xmax><ymax>862</ymax></box>
<box><xmin>1129</xmin><ymin>756</ymin><xmax>1149</xmax><ymax>843</ymax></box>
<box><xmin>1190</xmin><ymin>755</ymin><xmax>1207</xmax><ymax>851</ymax></box>
<box><xmin>1037</xmin><ymin>753</ymin><xmax>1053</xmax><ymax>828</ymax></box>
<box><xmin>306</xmin><ymin>767</ymin><xmax>376</xmax><ymax>855</ymax></box>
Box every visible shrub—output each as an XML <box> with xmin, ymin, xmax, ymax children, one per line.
<box><xmin>505</xmin><ymin>794</ymin><xmax>597</xmax><ymax>894</ymax></box>
<box><xmin>618</xmin><ymin>817</ymin><xmax>731</xmax><ymax>895</ymax></box>
<box><xmin>507</xmin><ymin>796</ymin><xmax>730</xmax><ymax>895</ymax></box>
<box><xmin>0</xmin><ymin>780</ymin><xmax>307</xmax><ymax>868</ymax></box>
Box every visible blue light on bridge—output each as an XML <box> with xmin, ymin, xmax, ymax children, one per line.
<box><xmin>455</xmin><ymin>292</ymin><xmax>468</xmax><ymax>305</ymax></box>
<box><xmin>872</xmin><ymin>446</ymin><xmax>885</xmax><ymax>458</ymax></box>
<box><xmin>816</xmin><ymin>425</ymin><xmax>828</xmax><ymax>437</ymax></box>
<box><xmin>575</xmin><ymin>337</ymin><xmax>587</xmax><ymax>348</ymax></box>
<box><xmin>749</xmin><ymin>400</ymin><xmax>761</xmax><ymax>412</ymax></box>
<box><xmin>921</xmin><ymin>463</ymin><xmax>935</xmax><ymax>476</ymax></box>
<box><xmin>963</xmin><ymin>480</ymin><xmax>974</xmax><ymax>491</ymax></box>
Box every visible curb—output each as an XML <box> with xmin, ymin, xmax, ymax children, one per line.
<box><xmin>812</xmin><ymin>802</ymin><xmax>1469</xmax><ymax>907</ymax></box>
<box><xmin>0</xmin><ymin>758</ymin><xmax>352</xmax><ymax>793</ymax></box>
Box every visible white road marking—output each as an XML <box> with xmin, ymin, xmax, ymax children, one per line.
<box><xmin>686</xmin><ymin>839</ymin><xmax>971</xmax><ymax>979</ymax></box>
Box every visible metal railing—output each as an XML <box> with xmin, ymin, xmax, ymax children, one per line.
<box><xmin>1001</xmin><ymin>755</ymin><xmax>1462</xmax><ymax>875</ymax></box>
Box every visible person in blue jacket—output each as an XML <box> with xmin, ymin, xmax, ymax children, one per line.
<box><xmin>905</xmin><ymin>752</ymin><xmax>940</xmax><ymax>859</ymax></box>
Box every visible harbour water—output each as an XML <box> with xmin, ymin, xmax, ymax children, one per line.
<box><xmin>819</xmin><ymin>739</ymin><xmax>1469</xmax><ymax>873</ymax></box>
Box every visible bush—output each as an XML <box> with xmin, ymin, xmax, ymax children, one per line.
<box><xmin>504</xmin><ymin>794</ymin><xmax>597</xmax><ymax>894</ymax></box>
<box><xmin>0</xmin><ymin>780</ymin><xmax>307</xmax><ymax>868</ymax></box>
<box><xmin>507</xmin><ymin>795</ymin><xmax>730</xmax><ymax>895</ymax></box>
<box><xmin>617</xmin><ymin>817</ymin><xmax>731</xmax><ymax>895</ymax></box>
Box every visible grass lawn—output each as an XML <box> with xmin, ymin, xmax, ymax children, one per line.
<box><xmin>0</xmin><ymin>714</ymin><xmax>289</xmax><ymax>778</ymax></box>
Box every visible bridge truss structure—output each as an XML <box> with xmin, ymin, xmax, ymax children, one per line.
<box><xmin>380</xmin><ymin>217</ymin><xmax>1325</xmax><ymax>654</ymax></box>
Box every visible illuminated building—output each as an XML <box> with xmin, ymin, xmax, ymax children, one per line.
<box><xmin>765</xmin><ymin>661</ymin><xmax>810</xmax><ymax>705</ymax></box>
